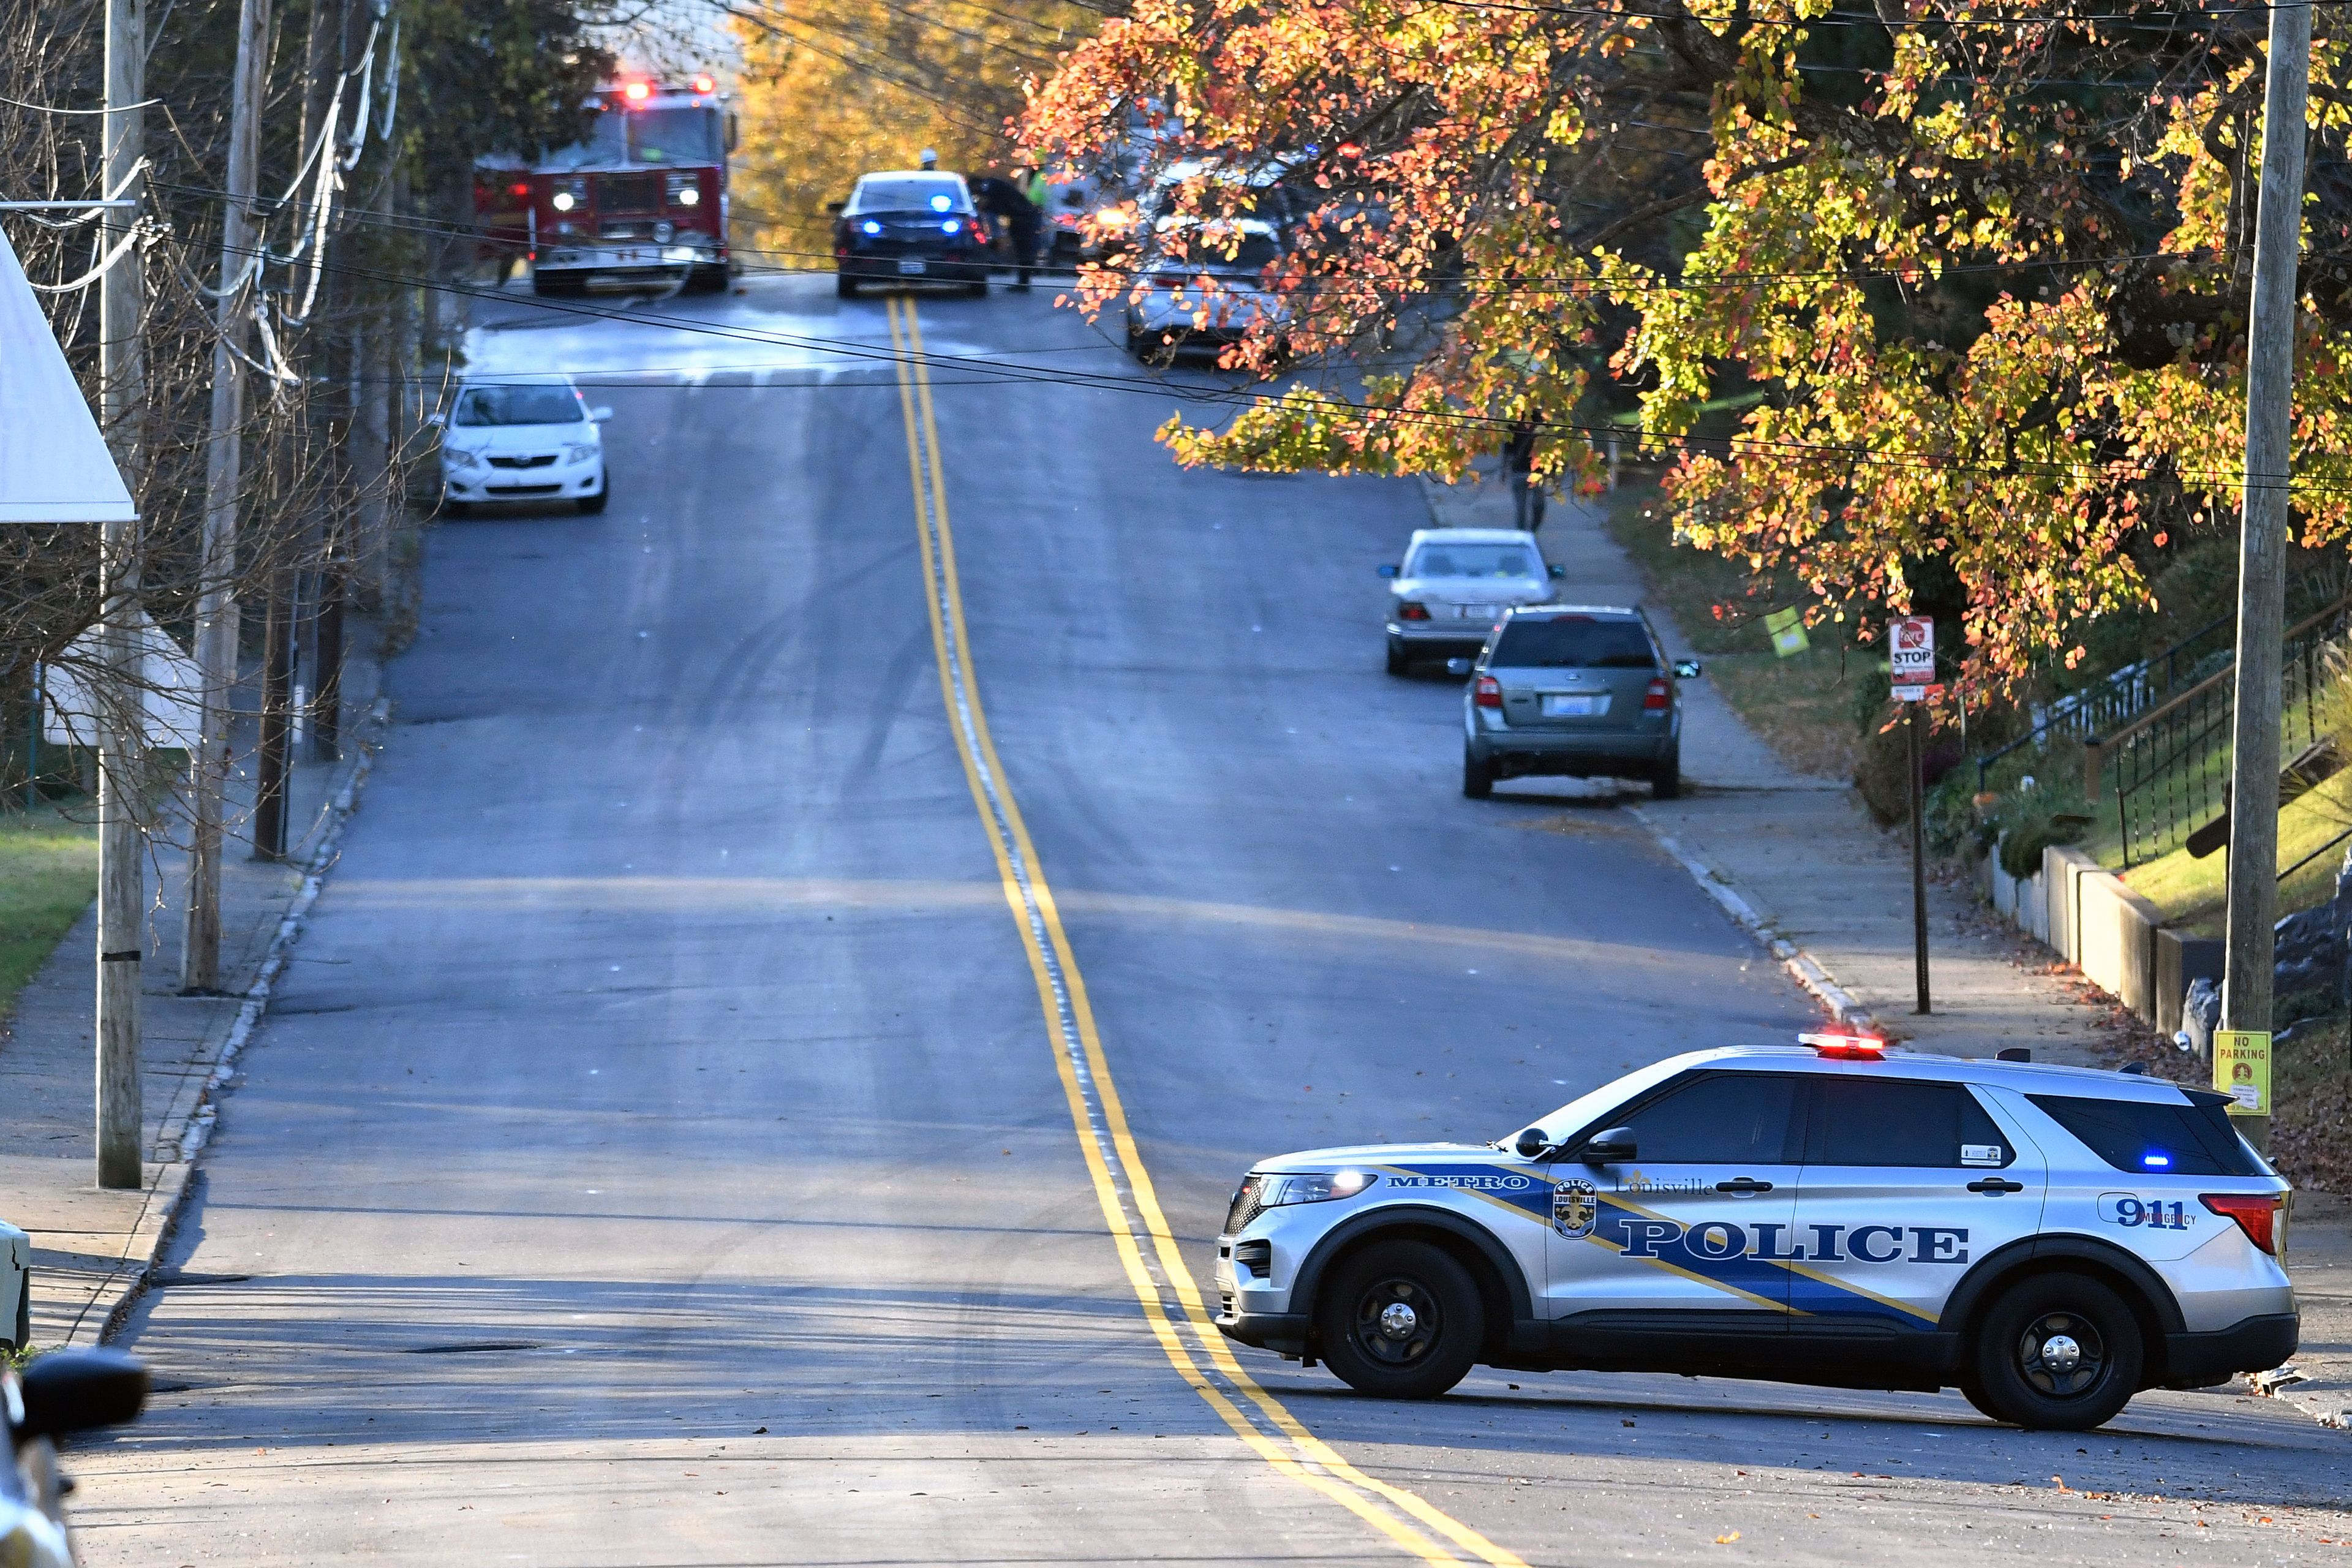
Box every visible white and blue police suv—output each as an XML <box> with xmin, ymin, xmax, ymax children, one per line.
<box><xmin>1215</xmin><ymin>1038</ymin><xmax>2296</xmax><ymax>1430</ymax></box>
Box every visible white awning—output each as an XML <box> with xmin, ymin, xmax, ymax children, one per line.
<box><xmin>0</xmin><ymin>225</ymin><xmax>135</xmax><ymax>524</ymax></box>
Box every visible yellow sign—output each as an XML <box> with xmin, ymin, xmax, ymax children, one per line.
<box><xmin>1765</xmin><ymin>606</ymin><xmax>1809</xmax><ymax>658</ymax></box>
<box><xmin>2212</xmin><ymin>1030</ymin><xmax>2272</xmax><ymax>1116</ymax></box>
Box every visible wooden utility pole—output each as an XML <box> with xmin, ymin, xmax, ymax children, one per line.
<box><xmin>95</xmin><ymin>0</ymin><xmax>147</xmax><ymax>1190</ymax></box>
<box><xmin>183</xmin><ymin>0</ymin><xmax>271</xmax><ymax>993</ymax></box>
<box><xmin>2221</xmin><ymin>0</ymin><xmax>2313</xmax><ymax>1155</ymax></box>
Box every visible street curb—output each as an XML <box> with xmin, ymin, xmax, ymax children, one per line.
<box><xmin>1630</xmin><ymin>807</ymin><xmax>1879</xmax><ymax>1034</ymax></box>
<box><xmin>81</xmin><ymin>698</ymin><xmax>389</xmax><ymax>1347</ymax></box>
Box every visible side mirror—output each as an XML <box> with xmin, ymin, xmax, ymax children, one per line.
<box><xmin>1672</xmin><ymin>659</ymin><xmax>1702</xmax><ymax>679</ymax></box>
<box><xmin>1376</xmin><ymin>564</ymin><xmax>1399</xmax><ymax>579</ymax></box>
<box><xmin>424</xmin><ymin>412</ymin><xmax>445</xmax><ymax>428</ymax></box>
<box><xmin>726</xmin><ymin>110</ymin><xmax>741</xmax><ymax>154</ymax></box>
<box><xmin>15</xmin><ymin>1348</ymin><xmax>148</xmax><ymax>1439</ymax></box>
<box><xmin>1547</xmin><ymin>563</ymin><xmax>1565</xmax><ymax>580</ymax></box>
<box><xmin>826</xmin><ymin>200</ymin><xmax>846</xmax><ymax>216</ymax></box>
<box><xmin>1444</xmin><ymin>657</ymin><xmax>1474</xmax><ymax>677</ymax></box>
<box><xmin>1514</xmin><ymin>1127</ymin><xmax>1551</xmax><ymax>1158</ymax></box>
<box><xmin>1578</xmin><ymin>1126</ymin><xmax>1637</xmax><ymax>1164</ymax></box>
<box><xmin>589</xmin><ymin>407</ymin><xmax>614</xmax><ymax>423</ymax></box>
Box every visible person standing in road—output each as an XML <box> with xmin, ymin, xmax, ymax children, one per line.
<box><xmin>969</xmin><ymin>171</ymin><xmax>1027</xmax><ymax>275</ymax></box>
<box><xmin>1006</xmin><ymin>165</ymin><xmax>1049</xmax><ymax>292</ymax></box>
<box><xmin>918</xmin><ymin>147</ymin><xmax>939</xmax><ymax>170</ymax></box>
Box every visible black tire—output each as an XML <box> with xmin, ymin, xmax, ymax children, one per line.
<box><xmin>1651</xmin><ymin>742</ymin><xmax>1682</xmax><ymax>800</ymax></box>
<box><xmin>1314</xmin><ymin>1240</ymin><xmax>1483</xmax><ymax>1400</ymax></box>
<box><xmin>965</xmin><ymin>274</ymin><xmax>990</xmax><ymax>298</ymax></box>
<box><xmin>576</xmin><ymin>473</ymin><xmax>608</xmax><ymax>515</ymax></box>
<box><xmin>836</xmin><ymin>271</ymin><xmax>859</xmax><ymax>299</ymax></box>
<box><xmin>442</xmin><ymin>497</ymin><xmax>471</xmax><ymax>519</ymax></box>
<box><xmin>1462</xmin><ymin>747</ymin><xmax>1495</xmax><ymax>801</ymax></box>
<box><xmin>1970</xmin><ymin>1272</ymin><xmax>2143</xmax><ymax>1430</ymax></box>
<box><xmin>1956</xmin><ymin>1374</ymin><xmax>2005</xmax><ymax>1424</ymax></box>
<box><xmin>1386</xmin><ymin>638</ymin><xmax>1409</xmax><ymax>676</ymax></box>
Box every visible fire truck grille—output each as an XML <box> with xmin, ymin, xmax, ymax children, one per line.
<box><xmin>597</xmin><ymin>172</ymin><xmax>662</xmax><ymax>213</ymax></box>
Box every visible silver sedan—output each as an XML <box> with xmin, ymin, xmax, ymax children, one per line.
<box><xmin>1379</xmin><ymin>527</ymin><xmax>1562</xmax><ymax>674</ymax></box>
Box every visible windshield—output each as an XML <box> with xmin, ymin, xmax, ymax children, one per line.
<box><xmin>451</xmin><ymin>384</ymin><xmax>585</xmax><ymax>428</ymax></box>
<box><xmin>1506</xmin><ymin>1057</ymin><xmax>1692</xmax><ymax>1148</ymax></box>
<box><xmin>850</xmin><ymin>176</ymin><xmax>970</xmax><ymax>215</ymax></box>
<box><xmin>1407</xmin><ymin>542</ymin><xmax>1542</xmax><ymax>579</ymax></box>
<box><xmin>1150</xmin><ymin>232</ymin><xmax>1281</xmax><ymax>274</ymax></box>
<box><xmin>545</xmin><ymin>106</ymin><xmax>720</xmax><ymax>168</ymax></box>
<box><xmin>1490</xmin><ymin>616</ymin><xmax>1654</xmax><ymax>669</ymax></box>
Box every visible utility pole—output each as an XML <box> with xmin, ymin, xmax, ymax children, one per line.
<box><xmin>95</xmin><ymin>0</ymin><xmax>147</xmax><ymax>1190</ymax></box>
<box><xmin>183</xmin><ymin>0</ymin><xmax>271</xmax><ymax>993</ymax></box>
<box><xmin>2220</xmin><ymin>0</ymin><xmax>2313</xmax><ymax>1155</ymax></box>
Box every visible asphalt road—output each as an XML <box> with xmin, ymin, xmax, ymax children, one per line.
<box><xmin>66</xmin><ymin>274</ymin><xmax>2351</xmax><ymax>1566</ymax></box>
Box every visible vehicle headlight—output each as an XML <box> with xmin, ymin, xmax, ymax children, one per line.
<box><xmin>443</xmin><ymin>447</ymin><xmax>484</xmax><ymax>471</ymax></box>
<box><xmin>563</xmin><ymin>442</ymin><xmax>598</xmax><ymax>465</ymax></box>
<box><xmin>1257</xmin><ymin>1170</ymin><xmax>1379</xmax><ymax>1207</ymax></box>
<box><xmin>551</xmin><ymin>190</ymin><xmax>575</xmax><ymax>213</ymax></box>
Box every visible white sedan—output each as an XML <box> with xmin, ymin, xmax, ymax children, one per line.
<box><xmin>437</xmin><ymin>378</ymin><xmax>611</xmax><ymax>516</ymax></box>
<box><xmin>1125</xmin><ymin>218</ymin><xmax>1291</xmax><ymax>360</ymax></box>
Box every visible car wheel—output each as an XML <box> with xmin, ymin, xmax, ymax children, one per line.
<box><xmin>576</xmin><ymin>473</ymin><xmax>608</xmax><ymax>515</ymax></box>
<box><xmin>1315</xmin><ymin>1240</ymin><xmax>1483</xmax><ymax>1401</ymax></box>
<box><xmin>837</xmin><ymin>271</ymin><xmax>859</xmax><ymax>299</ymax></box>
<box><xmin>1956</xmin><ymin>1373</ymin><xmax>2006</xmax><ymax>1424</ymax></box>
<box><xmin>1651</xmin><ymin>742</ymin><xmax>1681</xmax><ymax>800</ymax></box>
<box><xmin>1386</xmin><ymin>638</ymin><xmax>1411</xmax><ymax>676</ymax></box>
<box><xmin>1969</xmin><ymin>1272</ymin><xmax>2143</xmax><ymax>1430</ymax></box>
<box><xmin>966</xmin><ymin>274</ymin><xmax>989</xmax><ymax>298</ymax></box>
<box><xmin>1462</xmin><ymin>747</ymin><xmax>1494</xmax><ymax>800</ymax></box>
<box><xmin>443</xmin><ymin>497</ymin><xmax>471</xmax><ymax>519</ymax></box>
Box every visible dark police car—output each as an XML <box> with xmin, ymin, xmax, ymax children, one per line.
<box><xmin>832</xmin><ymin>172</ymin><xmax>992</xmax><ymax>298</ymax></box>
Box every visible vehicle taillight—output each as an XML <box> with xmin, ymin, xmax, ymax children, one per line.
<box><xmin>1398</xmin><ymin>601</ymin><xmax>1430</xmax><ymax>622</ymax></box>
<box><xmin>1644</xmin><ymin>677</ymin><xmax>1670</xmax><ymax>710</ymax></box>
<box><xmin>2201</xmin><ymin>1193</ymin><xmax>2284</xmax><ymax>1256</ymax></box>
<box><xmin>1474</xmin><ymin>675</ymin><xmax>1502</xmax><ymax>709</ymax></box>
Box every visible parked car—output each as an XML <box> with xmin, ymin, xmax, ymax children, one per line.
<box><xmin>1379</xmin><ymin>527</ymin><xmax>1563</xmax><ymax>673</ymax></box>
<box><xmin>1215</xmin><ymin>1036</ymin><xmax>2296</xmax><ymax>1429</ymax></box>
<box><xmin>1125</xmin><ymin>218</ymin><xmax>1291</xmax><ymax>361</ymax></box>
<box><xmin>436</xmin><ymin>378</ymin><xmax>611</xmax><ymax>516</ymax></box>
<box><xmin>4</xmin><ymin>1348</ymin><xmax>150</xmax><ymax>1566</ymax></box>
<box><xmin>1461</xmin><ymin>604</ymin><xmax>1697</xmax><ymax>799</ymax></box>
<box><xmin>831</xmin><ymin>172</ymin><xmax>992</xmax><ymax>298</ymax></box>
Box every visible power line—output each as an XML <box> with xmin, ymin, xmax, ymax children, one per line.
<box><xmin>209</xmin><ymin>235</ymin><xmax>2352</xmax><ymax>500</ymax></box>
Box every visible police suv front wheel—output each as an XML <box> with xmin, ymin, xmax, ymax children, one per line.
<box><xmin>1970</xmin><ymin>1272</ymin><xmax>2143</xmax><ymax>1430</ymax></box>
<box><xmin>1316</xmin><ymin>1240</ymin><xmax>1483</xmax><ymax>1400</ymax></box>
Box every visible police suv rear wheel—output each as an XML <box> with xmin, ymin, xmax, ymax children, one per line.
<box><xmin>1971</xmin><ymin>1272</ymin><xmax>2143</xmax><ymax>1430</ymax></box>
<box><xmin>1316</xmin><ymin>1240</ymin><xmax>1482</xmax><ymax>1400</ymax></box>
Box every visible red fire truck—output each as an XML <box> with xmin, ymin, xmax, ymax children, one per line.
<box><xmin>475</xmin><ymin>76</ymin><xmax>739</xmax><ymax>295</ymax></box>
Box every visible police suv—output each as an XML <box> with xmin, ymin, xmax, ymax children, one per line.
<box><xmin>1214</xmin><ymin>1039</ymin><xmax>2295</xmax><ymax>1430</ymax></box>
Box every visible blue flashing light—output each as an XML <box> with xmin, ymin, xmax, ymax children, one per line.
<box><xmin>929</xmin><ymin>194</ymin><xmax>953</xmax><ymax>211</ymax></box>
<box><xmin>860</xmin><ymin>219</ymin><xmax>882</xmax><ymax>236</ymax></box>
<box><xmin>940</xmin><ymin>219</ymin><xmax>960</xmax><ymax>235</ymax></box>
<box><xmin>2142</xmin><ymin>1151</ymin><xmax>2172</xmax><ymax>1169</ymax></box>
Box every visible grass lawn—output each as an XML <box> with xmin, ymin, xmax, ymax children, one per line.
<box><xmin>0</xmin><ymin>802</ymin><xmax>98</xmax><ymax>1023</ymax></box>
<box><xmin>1602</xmin><ymin>478</ymin><xmax>1862</xmax><ymax>780</ymax></box>
<box><xmin>2108</xmin><ymin>772</ymin><xmax>2352</xmax><ymax>932</ymax></box>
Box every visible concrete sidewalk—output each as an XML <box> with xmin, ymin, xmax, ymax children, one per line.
<box><xmin>1424</xmin><ymin>465</ymin><xmax>2348</xmax><ymax>1430</ymax></box>
<box><xmin>1</xmin><ymin>628</ymin><xmax>384</xmax><ymax>1351</ymax></box>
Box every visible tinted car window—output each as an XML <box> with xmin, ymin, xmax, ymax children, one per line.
<box><xmin>1809</xmin><ymin>1079</ymin><xmax>2013</xmax><ymax>1167</ymax></box>
<box><xmin>1490</xmin><ymin>617</ymin><xmax>1654</xmax><ymax>669</ymax></box>
<box><xmin>1408</xmin><ymin>544</ymin><xmax>1542</xmax><ymax>579</ymax></box>
<box><xmin>2027</xmin><ymin>1093</ymin><xmax>2263</xmax><ymax>1177</ymax></box>
<box><xmin>851</xmin><ymin>176</ymin><xmax>970</xmax><ymax>214</ymax></box>
<box><xmin>1605</xmin><ymin>1074</ymin><xmax>1801</xmax><ymax>1164</ymax></box>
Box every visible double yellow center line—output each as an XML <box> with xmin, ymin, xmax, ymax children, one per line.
<box><xmin>883</xmin><ymin>295</ymin><xmax>1527</xmax><ymax>1568</ymax></box>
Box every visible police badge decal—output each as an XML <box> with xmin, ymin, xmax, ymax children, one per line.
<box><xmin>1551</xmin><ymin>1178</ymin><xmax>1597</xmax><ymax>1238</ymax></box>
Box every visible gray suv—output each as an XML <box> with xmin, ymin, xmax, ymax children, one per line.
<box><xmin>1462</xmin><ymin>605</ymin><xmax>1692</xmax><ymax>800</ymax></box>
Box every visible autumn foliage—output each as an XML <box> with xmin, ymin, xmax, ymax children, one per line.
<box><xmin>1023</xmin><ymin>0</ymin><xmax>2352</xmax><ymax>688</ymax></box>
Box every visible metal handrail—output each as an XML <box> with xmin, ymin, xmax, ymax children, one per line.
<box><xmin>2084</xmin><ymin>592</ymin><xmax>2352</xmax><ymax>802</ymax></box>
<box><xmin>1973</xmin><ymin>612</ymin><xmax>2233</xmax><ymax>791</ymax></box>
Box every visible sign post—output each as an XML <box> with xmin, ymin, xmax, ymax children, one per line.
<box><xmin>1890</xmin><ymin>617</ymin><xmax>1937</xmax><ymax>1015</ymax></box>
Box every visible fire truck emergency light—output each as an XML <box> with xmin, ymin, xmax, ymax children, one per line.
<box><xmin>622</xmin><ymin>81</ymin><xmax>650</xmax><ymax>102</ymax></box>
<box><xmin>693</xmin><ymin>74</ymin><xmax>716</xmax><ymax>93</ymax></box>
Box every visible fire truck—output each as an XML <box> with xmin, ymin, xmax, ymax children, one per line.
<box><xmin>475</xmin><ymin>76</ymin><xmax>739</xmax><ymax>295</ymax></box>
